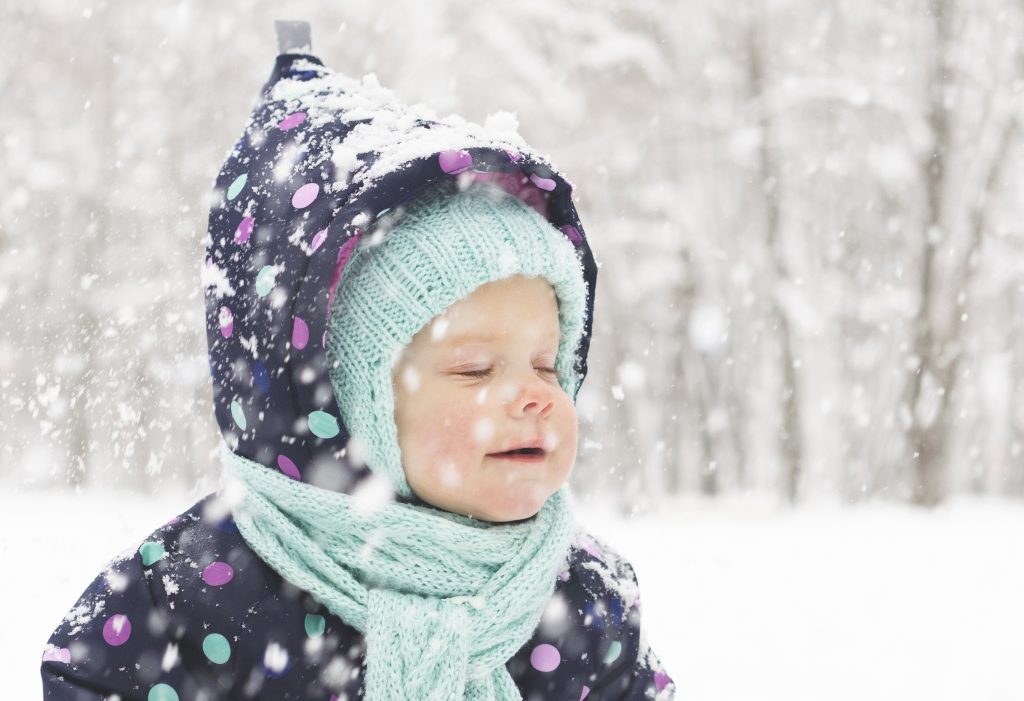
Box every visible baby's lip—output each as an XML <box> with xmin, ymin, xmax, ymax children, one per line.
<box><xmin>488</xmin><ymin>438</ymin><xmax>547</xmax><ymax>456</ymax></box>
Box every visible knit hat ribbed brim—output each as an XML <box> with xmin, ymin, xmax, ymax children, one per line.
<box><xmin>326</xmin><ymin>180</ymin><xmax>588</xmax><ymax>498</ymax></box>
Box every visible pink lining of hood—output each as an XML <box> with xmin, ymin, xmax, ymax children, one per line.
<box><xmin>325</xmin><ymin>166</ymin><xmax>551</xmax><ymax>312</ymax></box>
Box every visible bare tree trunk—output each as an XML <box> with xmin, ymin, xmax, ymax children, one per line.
<box><xmin>667</xmin><ymin>271</ymin><xmax>700</xmax><ymax>494</ymax></box>
<box><xmin>63</xmin><ymin>203</ymin><xmax>105</xmax><ymax>488</ymax></box>
<box><xmin>685</xmin><ymin>342</ymin><xmax>719</xmax><ymax>496</ymax></box>
<box><xmin>722</xmin><ymin>360</ymin><xmax>749</xmax><ymax>490</ymax></box>
<box><xmin>1010</xmin><ymin>285</ymin><xmax>1024</xmax><ymax>496</ymax></box>
<box><xmin>660</xmin><ymin>281</ymin><xmax>690</xmax><ymax>496</ymax></box>
<box><xmin>745</xmin><ymin>14</ymin><xmax>803</xmax><ymax>502</ymax></box>
<box><xmin>904</xmin><ymin>0</ymin><xmax>953</xmax><ymax>506</ymax></box>
<box><xmin>905</xmin><ymin>0</ymin><xmax>1009</xmax><ymax>505</ymax></box>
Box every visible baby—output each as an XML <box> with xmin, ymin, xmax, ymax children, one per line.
<box><xmin>41</xmin><ymin>43</ymin><xmax>674</xmax><ymax>701</ymax></box>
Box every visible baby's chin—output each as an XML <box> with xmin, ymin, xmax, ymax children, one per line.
<box><xmin>419</xmin><ymin>484</ymin><xmax>553</xmax><ymax>523</ymax></box>
<box><xmin>463</xmin><ymin>484</ymin><xmax>553</xmax><ymax>523</ymax></box>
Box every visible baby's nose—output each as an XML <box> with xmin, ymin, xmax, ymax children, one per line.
<box><xmin>500</xmin><ymin>377</ymin><xmax>555</xmax><ymax>417</ymax></box>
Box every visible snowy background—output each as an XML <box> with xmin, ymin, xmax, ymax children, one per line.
<box><xmin>3</xmin><ymin>0</ymin><xmax>1024</xmax><ymax>698</ymax></box>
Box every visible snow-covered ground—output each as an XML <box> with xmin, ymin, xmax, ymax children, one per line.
<box><xmin>5</xmin><ymin>488</ymin><xmax>1023</xmax><ymax>700</ymax></box>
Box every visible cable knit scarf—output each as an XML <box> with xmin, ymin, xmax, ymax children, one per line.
<box><xmin>221</xmin><ymin>446</ymin><xmax>574</xmax><ymax>701</ymax></box>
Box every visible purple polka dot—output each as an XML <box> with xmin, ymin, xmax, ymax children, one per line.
<box><xmin>218</xmin><ymin>306</ymin><xmax>233</xmax><ymax>339</ymax></box>
<box><xmin>278</xmin><ymin>112</ymin><xmax>307</xmax><ymax>131</ymax></box>
<box><xmin>234</xmin><ymin>217</ymin><xmax>255</xmax><ymax>244</ymax></box>
<box><xmin>561</xmin><ymin>224</ymin><xmax>582</xmax><ymax>246</ymax></box>
<box><xmin>201</xmin><ymin>561</ymin><xmax>234</xmax><ymax>586</ymax></box>
<box><xmin>529</xmin><ymin>173</ymin><xmax>556</xmax><ymax>191</ymax></box>
<box><xmin>530</xmin><ymin>643</ymin><xmax>560</xmax><ymax>672</ymax></box>
<box><xmin>505</xmin><ymin>149</ymin><xmax>522</xmax><ymax>162</ymax></box>
<box><xmin>102</xmin><ymin>614</ymin><xmax>132</xmax><ymax>647</ymax></box>
<box><xmin>292</xmin><ymin>317</ymin><xmax>309</xmax><ymax>350</ymax></box>
<box><xmin>42</xmin><ymin>646</ymin><xmax>71</xmax><ymax>664</ymax></box>
<box><xmin>277</xmin><ymin>454</ymin><xmax>301</xmax><ymax>480</ymax></box>
<box><xmin>439</xmin><ymin>149</ymin><xmax>472</xmax><ymax>174</ymax></box>
<box><xmin>310</xmin><ymin>228</ymin><xmax>328</xmax><ymax>253</ymax></box>
<box><xmin>580</xmin><ymin>686</ymin><xmax>591</xmax><ymax>700</ymax></box>
<box><xmin>654</xmin><ymin>671</ymin><xmax>672</xmax><ymax>691</ymax></box>
<box><xmin>291</xmin><ymin>183</ymin><xmax>320</xmax><ymax>209</ymax></box>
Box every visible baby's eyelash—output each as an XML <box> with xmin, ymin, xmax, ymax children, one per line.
<box><xmin>457</xmin><ymin>367</ymin><xmax>559</xmax><ymax>379</ymax></box>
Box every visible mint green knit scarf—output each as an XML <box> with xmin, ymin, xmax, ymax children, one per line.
<box><xmin>221</xmin><ymin>446</ymin><xmax>574</xmax><ymax>701</ymax></box>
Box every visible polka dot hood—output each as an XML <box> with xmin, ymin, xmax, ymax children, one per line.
<box><xmin>41</xmin><ymin>46</ymin><xmax>676</xmax><ymax>701</ymax></box>
<box><xmin>204</xmin><ymin>53</ymin><xmax>598</xmax><ymax>499</ymax></box>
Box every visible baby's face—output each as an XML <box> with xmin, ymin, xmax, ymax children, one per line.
<box><xmin>392</xmin><ymin>274</ymin><xmax>578</xmax><ymax>522</ymax></box>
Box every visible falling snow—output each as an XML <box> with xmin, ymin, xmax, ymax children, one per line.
<box><xmin>6</xmin><ymin>2</ymin><xmax>1024</xmax><ymax>700</ymax></box>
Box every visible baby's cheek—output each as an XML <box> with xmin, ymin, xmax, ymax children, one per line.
<box><xmin>549</xmin><ymin>399</ymin><xmax>579</xmax><ymax>451</ymax></box>
<box><xmin>411</xmin><ymin>404</ymin><xmax>485</xmax><ymax>470</ymax></box>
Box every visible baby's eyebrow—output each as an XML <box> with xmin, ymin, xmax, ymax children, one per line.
<box><xmin>443</xmin><ymin>329</ymin><xmax>561</xmax><ymax>346</ymax></box>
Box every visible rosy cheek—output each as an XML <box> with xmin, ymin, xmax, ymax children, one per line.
<box><xmin>544</xmin><ymin>399</ymin><xmax>577</xmax><ymax>446</ymax></box>
<box><xmin>414</xmin><ymin>404</ymin><xmax>483</xmax><ymax>464</ymax></box>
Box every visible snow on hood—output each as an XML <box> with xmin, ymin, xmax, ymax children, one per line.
<box><xmin>203</xmin><ymin>52</ymin><xmax>598</xmax><ymax>496</ymax></box>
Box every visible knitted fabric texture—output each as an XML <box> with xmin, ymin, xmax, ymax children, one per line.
<box><xmin>326</xmin><ymin>180</ymin><xmax>588</xmax><ymax>498</ymax></box>
<box><xmin>222</xmin><ymin>446</ymin><xmax>574</xmax><ymax>701</ymax></box>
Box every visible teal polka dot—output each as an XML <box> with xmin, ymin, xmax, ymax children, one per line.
<box><xmin>230</xmin><ymin>400</ymin><xmax>247</xmax><ymax>430</ymax></box>
<box><xmin>603</xmin><ymin>640</ymin><xmax>622</xmax><ymax>665</ymax></box>
<box><xmin>255</xmin><ymin>265</ymin><xmax>277</xmax><ymax>297</ymax></box>
<box><xmin>148</xmin><ymin>683</ymin><xmax>179</xmax><ymax>701</ymax></box>
<box><xmin>308</xmin><ymin>411</ymin><xmax>339</xmax><ymax>439</ymax></box>
<box><xmin>304</xmin><ymin>613</ymin><xmax>326</xmax><ymax>638</ymax></box>
<box><xmin>202</xmin><ymin>633</ymin><xmax>231</xmax><ymax>664</ymax></box>
<box><xmin>138</xmin><ymin>541</ymin><xmax>166</xmax><ymax>566</ymax></box>
<box><xmin>226</xmin><ymin>174</ymin><xmax>247</xmax><ymax>201</ymax></box>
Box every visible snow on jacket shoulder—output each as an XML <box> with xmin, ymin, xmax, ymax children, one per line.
<box><xmin>41</xmin><ymin>495</ymin><xmax>675</xmax><ymax>700</ymax></box>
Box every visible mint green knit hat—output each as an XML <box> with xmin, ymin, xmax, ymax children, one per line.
<box><xmin>326</xmin><ymin>179</ymin><xmax>588</xmax><ymax>499</ymax></box>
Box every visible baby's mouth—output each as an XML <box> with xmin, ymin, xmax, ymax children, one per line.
<box><xmin>487</xmin><ymin>447</ymin><xmax>547</xmax><ymax>462</ymax></box>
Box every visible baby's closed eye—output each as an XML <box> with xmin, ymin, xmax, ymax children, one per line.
<box><xmin>455</xmin><ymin>366</ymin><xmax>558</xmax><ymax>379</ymax></box>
